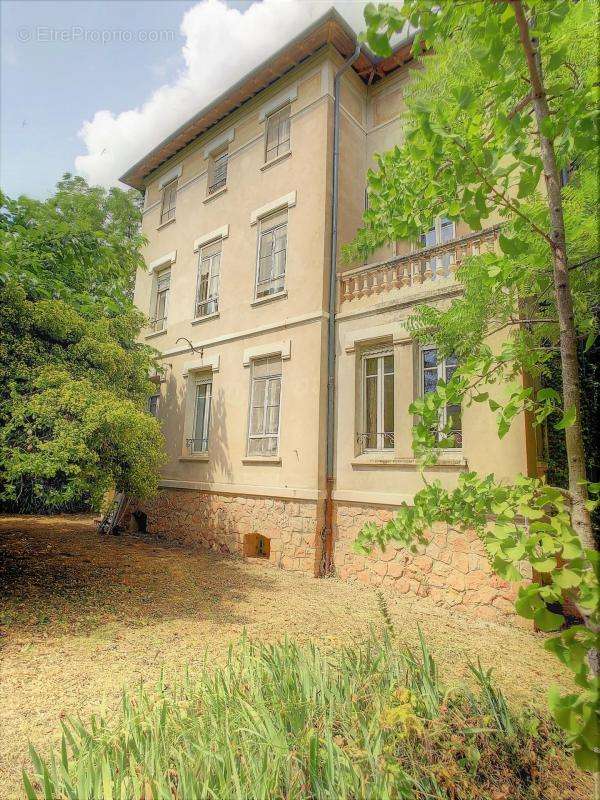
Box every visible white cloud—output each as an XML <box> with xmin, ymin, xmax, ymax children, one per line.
<box><xmin>75</xmin><ymin>0</ymin><xmax>368</xmax><ymax>188</ymax></box>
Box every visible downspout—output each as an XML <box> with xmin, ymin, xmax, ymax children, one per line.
<box><xmin>320</xmin><ymin>43</ymin><xmax>361</xmax><ymax>577</ymax></box>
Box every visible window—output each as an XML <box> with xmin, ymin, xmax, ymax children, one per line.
<box><xmin>421</xmin><ymin>347</ymin><xmax>462</xmax><ymax>447</ymax></box>
<box><xmin>160</xmin><ymin>178</ymin><xmax>177</xmax><ymax>225</ymax></box>
<box><xmin>151</xmin><ymin>268</ymin><xmax>170</xmax><ymax>331</ymax></box>
<box><xmin>265</xmin><ymin>103</ymin><xmax>290</xmax><ymax>162</ymax></box>
<box><xmin>419</xmin><ymin>217</ymin><xmax>455</xmax><ymax>279</ymax></box>
<box><xmin>188</xmin><ymin>377</ymin><xmax>212</xmax><ymax>454</ymax></box>
<box><xmin>256</xmin><ymin>210</ymin><xmax>287</xmax><ymax>299</ymax></box>
<box><xmin>208</xmin><ymin>147</ymin><xmax>228</xmax><ymax>194</ymax></box>
<box><xmin>195</xmin><ymin>240</ymin><xmax>221</xmax><ymax>318</ymax></box>
<box><xmin>361</xmin><ymin>351</ymin><xmax>394</xmax><ymax>452</ymax></box>
<box><xmin>247</xmin><ymin>355</ymin><xmax>282</xmax><ymax>456</ymax></box>
<box><xmin>148</xmin><ymin>393</ymin><xmax>160</xmax><ymax>417</ymax></box>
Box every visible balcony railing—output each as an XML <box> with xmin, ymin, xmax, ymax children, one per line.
<box><xmin>186</xmin><ymin>437</ymin><xmax>208</xmax><ymax>455</ymax></box>
<box><xmin>148</xmin><ymin>316</ymin><xmax>167</xmax><ymax>333</ymax></box>
<box><xmin>339</xmin><ymin>226</ymin><xmax>500</xmax><ymax>306</ymax></box>
<box><xmin>357</xmin><ymin>432</ymin><xmax>395</xmax><ymax>453</ymax></box>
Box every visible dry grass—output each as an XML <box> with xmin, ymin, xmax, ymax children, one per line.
<box><xmin>0</xmin><ymin>515</ymin><xmax>591</xmax><ymax>799</ymax></box>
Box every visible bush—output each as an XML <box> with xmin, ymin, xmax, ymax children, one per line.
<box><xmin>23</xmin><ymin>631</ymin><xmax>587</xmax><ymax>800</ymax></box>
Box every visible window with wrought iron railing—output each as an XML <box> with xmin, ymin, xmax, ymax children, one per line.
<box><xmin>247</xmin><ymin>355</ymin><xmax>282</xmax><ymax>456</ymax></box>
<box><xmin>361</xmin><ymin>350</ymin><xmax>394</xmax><ymax>452</ymax></box>
<box><xmin>187</xmin><ymin>378</ymin><xmax>212</xmax><ymax>454</ymax></box>
<box><xmin>422</xmin><ymin>346</ymin><xmax>462</xmax><ymax>447</ymax></box>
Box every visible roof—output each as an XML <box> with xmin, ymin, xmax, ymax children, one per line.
<box><xmin>120</xmin><ymin>8</ymin><xmax>414</xmax><ymax>190</ymax></box>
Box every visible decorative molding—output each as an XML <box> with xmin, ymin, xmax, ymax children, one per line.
<box><xmin>148</xmin><ymin>250</ymin><xmax>176</xmax><ymax>273</ymax></box>
<box><xmin>193</xmin><ymin>224</ymin><xmax>229</xmax><ymax>252</ymax></box>
<box><xmin>344</xmin><ymin>322</ymin><xmax>409</xmax><ymax>353</ymax></box>
<box><xmin>158</xmin><ymin>164</ymin><xmax>182</xmax><ymax>188</ymax></box>
<box><xmin>159</xmin><ymin>310</ymin><xmax>325</xmax><ymax>358</ymax></box>
<box><xmin>182</xmin><ymin>354</ymin><xmax>220</xmax><ymax>376</ymax></box>
<box><xmin>243</xmin><ymin>339</ymin><xmax>291</xmax><ymax>366</ymax></box>
<box><xmin>158</xmin><ymin>479</ymin><xmax>322</xmax><ymax>502</ymax></box>
<box><xmin>332</xmin><ymin>489</ymin><xmax>414</xmax><ymax>507</ymax></box>
<box><xmin>203</xmin><ymin>127</ymin><xmax>234</xmax><ymax>159</ymax></box>
<box><xmin>258</xmin><ymin>84</ymin><xmax>298</xmax><ymax>121</ymax></box>
<box><xmin>250</xmin><ymin>191</ymin><xmax>297</xmax><ymax>225</ymax></box>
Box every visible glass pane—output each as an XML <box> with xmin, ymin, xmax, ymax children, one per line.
<box><xmin>383</xmin><ymin>355</ymin><xmax>394</xmax><ymax>374</ymax></box>
<box><xmin>266</xmin><ymin>377</ymin><xmax>281</xmax><ymax>406</ymax></box>
<box><xmin>447</xmin><ymin>404</ymin><xmax>462</xmax><ymax>432</ymax></box>
<box><xmin>422</xmin><ymin>348</ymin><xmax>437</xmax><ymax>368</ymax></box>
<box><xmin>250</xmin><ymin>406</ymin><xmax>264</xmax><ymax>436</ymax></box>
<box><xmin>365</xmin><ymin>375</ymin><xmax>377</xmax><ymax>441</ymax></box>
<box><xmin>423</xmin><ymin>368</ymin><xmax>438</xmax><ymax>394</ymax></box>
<box><xmin>265</xmin><ymin>405</ymin><xmax>279</xmax><ymax>435</ymax></box>
<box><xmin>273</xmin><ymin>248</ymin><xmax>286</xmax><ymax>278</ymax></box>
<box><xmin>383</xmin><ymin>372</ymin><xmax>394</xmax><ymax>442</ymax></box>
<box><xmin>421</xmin><ymin>226</ymin><xmax>436</xmax><ymax>248</ymax></box>
<box><xmin>260</xmin><ymin>230</ymin><xmax>274</xmax><ymax>258</ymax></box>
<box><xmin>365</xmin><ymin>357</ymin><xmax>378</xmax><ymax>377</ymax></box>
<box><xmin>440</xmin><ymin>218</ymin><xmax>454</xmax><ymax>243</ymax></box>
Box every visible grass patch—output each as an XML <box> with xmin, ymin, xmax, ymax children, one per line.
<box><xmin>23</xmin><ymin>630</ymin><xmax>583</xmax><ymax>800</ymax></box>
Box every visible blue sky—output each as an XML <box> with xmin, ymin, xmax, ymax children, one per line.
<box><xmin>1</xmin><ymin>1</ymin><xmax>365</xmax><ymax>198</ymax></box>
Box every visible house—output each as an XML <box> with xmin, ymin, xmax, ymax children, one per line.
<box><xmin>122</xmin><ymin>9</ymin><xmax>538</xmax><ymax>621</ymax></box>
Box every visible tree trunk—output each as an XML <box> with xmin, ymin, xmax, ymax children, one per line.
<box><xmin>512</xmin><ymin>0</ymin><xmax>595</xmax><ymax>552</ymax></box>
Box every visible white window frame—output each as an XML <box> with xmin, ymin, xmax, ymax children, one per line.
<box><xmin>361</xmin><ymin>348</ymin><xmax>394</xmax><ymax>452</ymax></box>
<box><xmin>189</xmin><ymin>376</ymin><xmax>212</xmax><ymax>454</ymax></box>
<box><xmin>255</xmin><ymin>211</ymin><xmax>287</xmax><ymax>299</ymax></box>
<box><xmin>420</xmin><ymin>345</ymin><xmax>462</xmax><ymax>448</ymax></box>
<box><xmin>417</xmin><ymin>217</ymin><xmax>456</xmax><ymax>280</ymax></box>
<box><xmin>195</xmin><ymin>240</ymin><xmax>221</xmax><ymax>318</ymax></box>
<box><xmin>160</xmin><ymin>178</ymin><xmax>177</xmax><ymax>225</ymax></box>
<box><xmin>207</xmin><ymin>146</ymin><xmax>228</xmax><ymax>195</ymax></box>
<box><xmin>246</xmin><ymin>356</ymin><xmax>282</xmax><ymax>457</ymax></box>
<box><xmin>264</xmin><ymin>103</ymin><xmax>291</xmax><ymax>162</ymax></box>
<box><xmin>151</xmin><ymin>268</ymin><xmax>170</xmax><ymax>332</ymax></box>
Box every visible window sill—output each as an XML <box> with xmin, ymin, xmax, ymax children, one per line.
<box><xmin>260</xmin><ymin>150</ymin><xmax>292</xmax><ymax>171</ymax></box>
<box><xmin>145</xmin><ymin>328</ymin><xmax>168</xmax><ymax>340</ymax></box>
<box><xmin>157</xmin><ymin>217</ymin><xmax>176</xmax><ymax>231</ymax></box>
<box><xmin>251</xmin><ymin>290</ymin><xmax>287</xmax><ymax>307</ymax></box>
<box><xmin>242</xmin><ymin>456</ymin><xmax>282</xmax><ymax>465</ymax></box>
<box><xmin>203</xmin><ymin>186</ymin><xmax>227</xmax><ymax>203</ymax></box>
<box><xmin>179</xmin><ymin>454</ymin><xmax>209</xmax><ymax>462</ymax></box>
<box><xmin>351</xmin><ymin>454</ymin><xmax>467</xmax><ymax>469</ymax></box>
<box><xmin>191</xmin><ymin>311</ymin><xmax>219</xmax><ymax>325</ymax></box>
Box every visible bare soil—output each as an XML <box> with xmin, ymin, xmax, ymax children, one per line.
<box><xmin>0</xmin><ymin>515</ymin><xmax>591</xmax><ymax>799</ymax></box>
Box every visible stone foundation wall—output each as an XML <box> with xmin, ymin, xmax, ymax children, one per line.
<box><xmin>333</xmin><ymin>503</ymin><xmax>522</xmax><ymax>623</ymax></box>
<box><xmin>136</xmin><ymin>489</ymin><xmax>322</xmax><ymax>575</ymax></box>
<box><xmin>134</xmin><ymin>489</ymin><xmax>523</xmax><ymax>624</ymax></box>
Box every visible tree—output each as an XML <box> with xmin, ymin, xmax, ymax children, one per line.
<box><xmin>0</xmin><ymin>176</ymin><xmax>165</xmax><ymax>513</ymax></box>
<box><xmin>346</xmin><ymin>1</ymin><xmax>599</xmax><ymax>771</ymax></box>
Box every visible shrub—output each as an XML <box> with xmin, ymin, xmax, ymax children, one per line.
<box><xmin>23</xmin><ymin>632</ymin><xmax>588</xmax><ymax>799</ymax></box>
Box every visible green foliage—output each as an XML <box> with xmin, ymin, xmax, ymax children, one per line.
<box><xmin>350</xmin><ymin>0</ymin><xmax>600</xmax><ymax>771</ymax></box>
<box><xmin>0</xmin><ymin>177</ymin><xmax>165</xmax><ymax>513</ymax></box>
<box><xmin>23</xmin><ymin>631</ymin><xmax>580</xmax><ymax>799</ymax></box>
<box><xmin>0</xmin><ymin>173</ymin><xmax>145</xmax><ymax>314</ymax></box>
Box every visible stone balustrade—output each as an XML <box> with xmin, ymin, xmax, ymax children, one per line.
<box><xmin>339</xmin><ymin>226</ymin><xmax>500</xmax><ymax>306</ymax></box>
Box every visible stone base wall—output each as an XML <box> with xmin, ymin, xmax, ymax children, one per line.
<box><xmin>136</xmin><ymin>489</ymin><xmax>322</xmax><ymax>575</ymax></box>
<box><xmin>333</xmin><ymin>503</ymin><xmax>522</xmax><ymax>623</ymax></box>
<box><xmin>133</xmin><ymin>489</ymin><xmax>523</xmax><ymax>624</ymax></box>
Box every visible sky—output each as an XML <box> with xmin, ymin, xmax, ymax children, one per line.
<box><xmin>1</xmin><ymin>0</ymin><xmax>369</xmax><ymax>199</ymax></box>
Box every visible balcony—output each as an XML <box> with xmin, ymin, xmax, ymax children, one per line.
<box><xmin>338</xmin><ymin>226</ymin><xmax>500</xmax><ymax>308</ymax></box>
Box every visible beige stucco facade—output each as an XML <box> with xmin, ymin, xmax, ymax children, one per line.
<box><xmin>126</xmin><ymin>18</ymin><xmax>536</xmax><ymax>622</ymax></box>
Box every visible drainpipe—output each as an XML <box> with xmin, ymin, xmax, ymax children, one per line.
<box><xmin>320</xmin><ymin>43</ymin><xmax>361</xmax><ymax>577</ymax></box>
